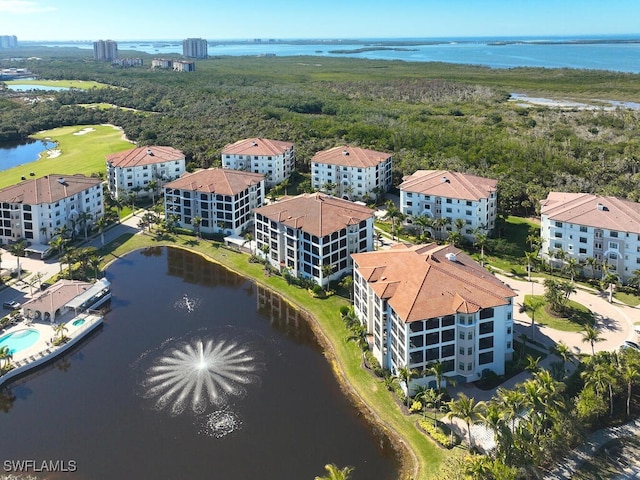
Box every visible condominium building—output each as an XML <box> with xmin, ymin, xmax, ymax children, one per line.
<box><xmin>399</xmin><ymin>170</ymin><xmax>497</xmax><ymax>240</ymax></box>
<box><xmin>112</xmin><ymin>58</ymin><xmax>143</xmax><ymax>68</ymax></box>
<box><xmin>182</xmin><ymin>38</ymin><xmax>208</xmax><ymax>58</ymax></box>
<box><xmin>253</xmin><ymin>193</ymin><xmax>375</xmax><ymax>286</ymax></box>
<box><xmin>222</xmin><ymin>138</ymin><xmax>295</xmax><ymax>188</ymax></box>
<box><xmin>0</xmin><ymin>35</ymin><xmax>17</xmax><ymax>49</ymax></box>
<box><xmin>0</xmin><ymin>174</ymin><xmax>104</xmax><ymax>247</ymax></box>
<box><xmin>310</xmin><ymin>146</ymin><xmax>393</xmax><ymax>201</ymax></box>
<box><xmin>151</xmin><ymin>59</ymin><xmax>173</xmax><ymax>69</ymax></box>
<box><xmin>173</xmin><ymin>60</ymin><xmax>195</xmax><ymax>72</ymax></box>
<box><xmin>352</xmin><ymin>243</ymin><xmax>515</xmax><ymax>393</ymax></box>
<box><xmin>93</xmin><ymin>40</ymin><xmax>118</xmax><ymax>61</ymax></box>
<box><xmin>106</xmin><ymin>146</ymin><xmax>186</xmax><ymax>199</ymax></box>
<box><xmin>163</xmin><ymin>168</ymin><xmax>265</xmax><ymax>236</ymax></box>
<box><xmin>540</xmin><ymin>192</ymin><xmax>640</xmax><ymax>284</ymax></box>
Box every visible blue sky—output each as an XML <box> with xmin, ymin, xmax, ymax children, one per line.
<box><xmin>1</xmin><ymin>0</ymin><xmax>638</xmax><ymax>41</ymax></box>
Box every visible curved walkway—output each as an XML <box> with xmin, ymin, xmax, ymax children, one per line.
<box><xmin>544</xmin><ymin>418</ymin><xmax>640</xmax><ymax>479</ymax></box>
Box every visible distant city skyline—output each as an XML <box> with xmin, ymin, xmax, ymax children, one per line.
<box><xmin>1</xmin><ymin>0</ymin><xmax>639</xmax><ymax>42</ymax></box>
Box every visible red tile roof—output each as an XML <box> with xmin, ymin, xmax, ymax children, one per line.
<box><xmin>106</xmin><ymin>146</ymin><xmax>185</xmax><ymax>168</ymax></box>
<box><xmin>352</xmin><ymin>243</ymin><xmax>514</xmax><ymax>323</ymax></box>
<box><xmin>253</xmin><ymin>193</ymin><xmax>374</xmax><ymax>237</ymax></box>
<box><xmin>0</xmin><ymin>174</ymin><xmax>101</xmax><ymax>204</ymax></box>
<box><xmin>222</xmin><ymin>138</ymin><xmax>294</xmax><ymax>156</ymax></box>
<box><xmin>164</xmin><ymin>168</ymin><xmax>264</xmax><ymax>196</ymax></box>
<box><xmin>399</xmin><ymin>170</ymin><xmax>497</xmax><ymax>201</ymax></box>
<box><xmin>541</xmin><ymin>192</ymin><xmax>640</xmax><ymax>233</ymax></box>
<box><xmin>311</xmin><ymin>145</ymin><xmax>391</xmax><ymax>168</ymax></box>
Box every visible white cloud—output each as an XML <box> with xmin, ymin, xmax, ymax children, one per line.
<box><xmin>0</xmin><ymin>0</ymin><xmax>57</xmax><ymax>14</ymax></box>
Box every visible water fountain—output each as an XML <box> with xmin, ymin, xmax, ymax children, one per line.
<box><xmin>174</xmin><ymin>293</ymin><xmax>200</xmax><ymax>313</ymax></box>
<box><xmin>138</xmin><ymin>330</ymin><xmax>263</xmax><ymax>417</ymax></box>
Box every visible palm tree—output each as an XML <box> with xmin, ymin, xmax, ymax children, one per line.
<box><xmin>53</xmin><ymin>323</ymin><xmax>69</xmax><ymax>343</ymax></box>
<box><xmin>321</xmin><ymin>263</ymin><xmax>335</xmax><ymax>292</ymax></box>
<box><xmin>585</xmin><ymin>256</ymin><xmax>598</xmax><ymax>279</ymax></box>
<box><xmin>620</xmin><ymin>363</ymin><xmax>639</xmax><ymax>416</ymax></box>
<box><xmin>39</xmin><ymin>225</ymin><xmax>49</xmax><ymax>243</ymax></box>
<box><xmin>473</xmin><ymin>229</ymin><xmax>488</xmax><ymax>265</ymax></box>
<box><xmin>94</xmin><ymin>215</ymin><xmax>109</xmax><ymax>245</ymax></box>
<box><xmin>339</xmin><ymin>275</ymin><xmax>354</xmax><ymax>302</ymax></box>
<box><xmin>583</xmin><ymin>360</ymin><xmax>616</xmax><ymax>416</ymax></box>
<box><xmin>192</xmin><ymin>216</ymin><xmax>202</xmax><ymax>238</ymax></box>
<box><xmin>432</xmin><ymin>217</ymin><xmax>448</xmax><ymax>240</ymax></box>
<box><xmin>345</xmin><ymin>323</ymin><xmax>368</xmax><ymax>351</ymax></box>
<box><xmin>314</xmin><ymin>463</ymin><xmax>354</xmax><ymax>480</ymax></box>
<box><xmin>566</xmin><ymin>257</ymin><xmax>580</xmax><ymax>282</ymax></box>
<box><xmin>445</xmin><ymin>392</ymin><xmax>485</xmax><ymax>449</ymax></box>
<box><xmin>601</xmin><ymin>271</ymin><xmax>619</xmax><ymax>303</ymax></box>
<box><xmin>9</xmin><ymin>239</ymin><xmax>27</xmax><ymax>281</ymax></box>
<box><xmin>0</xmin><ymin>345</ymin><xmax>13</xmax><ymax>370</ymax></box>
<box><xmin>147</xmin><ymin>179</ymin><xmax>158</xmax><ymax>204</ymax></box>
<box><xmin>384</xmin><ymin>200</ymin><xmax>402</xmax><ymax>240</ymax></box>
<box><xmin>78</xmin><ymin>211</ymin><xmax>93</xmax><ymax>241</ymax></box>
<box><xmin>397</xmin><ymin>366</ymin><xmax>419</xmax><ymax>407</ymax></box>
<box><xmin>88</xmin><ymin>256</ymin><xmax>102</xmax><ymax>281</ymax></box>
<box><xmin>519</xmin><ymin>295</ymin><xmax>544</xmax><ymax>340</ymax></box>
<box><xmin>581</xmin><ymin>324</ymin><xmax>604</xmax><ymax>355</ymax></box>
<box><xmin>454</xmin><ymin>217</ymin><xmax>465</xmax><ymax>235</ymax></box>
<box><xmin>549</xmin><ymin>341</ymin><xmax>574</xmax><ymax>375</ymax></box>
<box><xmin>413</xmin><ymin>215</ymin><xmax>433</xmax><ymax>242</ymax></box>
<box><xmin>629</xmin><ymin>269</ymin><xmax>640</xmax><ymax>293</ymax></box>
<box><xmin>61</xmin><ymin>248</ymin><xmax>77</xmax><ymax>279</ymax></box>
<box><xmin>447</xmin><ymin>230</ymin><xmax>462</xmax><ymax>248</ymax></box>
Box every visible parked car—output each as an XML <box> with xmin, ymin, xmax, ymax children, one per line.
<box><xmin>2</xmin><ymin>300</ymin><xmax>20</xmax><ymax>310</ymax></box>
<box><xmin>622</xmin><ymin>340</ymin><xmax>640</xmax><ymax>351</ymax></box>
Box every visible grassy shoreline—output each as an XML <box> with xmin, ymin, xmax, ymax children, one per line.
<box><xmin>0</xmin><ymin>124</ymin><xmax>133</xmax><ymax>189</ymax></box>
<box><xmin>99</xmin><ymin>231</ymin><xmax>445</xmax><ymax>480</ymax></box>
<box><xmin>5</xmin><ymin>79</ymin><xmax>110</xmax><ymax>89</ymax></box>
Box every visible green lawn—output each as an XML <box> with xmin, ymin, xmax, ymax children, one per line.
<box><xmin>524</xmin><ymin>294</ymin><xmax>594</xmax><ymax>332</ymax></box>
<box><xmin>97</xmin><ymin>230</ymin><xmax>445</xmax><ymax>480</ymax></box>
<box><xmin>0</xmin><ymin>124</ymin><xmax>133</xmax><ymax>189</ymax></box>
<box><xmin>5</xmin><ymin>79</ymin><xmax>110</xmax><ymax>89</ymax></box>
<box><xmin>614</xmin><ymin>291</ymin><xmax>640</xmax><ymax>307</ymax></box>
<box><xmin>484</xmin><ymin>216</ymin><xmax>538</xmax><ymax>275</ymax></box>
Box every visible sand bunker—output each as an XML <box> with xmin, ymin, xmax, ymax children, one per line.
<box><xmin>46</xmin><ymin>149</ymin><xmax>61</xmax><ymax>159</ymax></box>
<box><xmin>73</xmin><ymin>127</ymin><xmax>95</xmax><ymax>136</ymax></box>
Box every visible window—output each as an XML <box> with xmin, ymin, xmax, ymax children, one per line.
<box><xmin>479</xmin><ymin>308</ymin><xmax>494</xmax><ymax>320</ymax></box>
<box><xmin>459</xmin><ymin>363</ymin><xmax>465</xmax><ymax>371</ymax></box>
<box><xmin>580</xmin><ymin>225</ymin><xmax>588</xmax><ymax>232</ymax></box>
<box><xmin>479</xmin><ymin>352</ymin><xmax>493</xmax><ymax>365</ymax></box>
<box><xmin>459</xmin><ymin>347</ymin><xmax>465</xmax><ymax>355</ymax></box>
<box><xmin>554</xmin><ymin>232</ymin><xmax>563</xmax><ymax>239</ymax></box>
<box><xmin>467</xmin><ymin>332</ymin><xmax>472</xmax><ymax>340</ymax></box>
<box><xmin>479</xmin><ymin>337</ymin><xmax>494</xmax><ymax>350</ymax></box>
<box><xmin>555</xmin><ymin>221</ymin><xmax>563</xmax><ymax>228</ymax></box>
<box><xmin>610</xmin><ymin>231</ymin><xmax>618</xmax><ymax>238</ymax></box>
<box><xmin>459</xmin><ymin>332</ymin><xmax>465</xmax><ymax>340</ymax></box>
<box><xmin>609</xmin><ymin>242</ymin><xmax>618</xmax><ymax>250</ymax></box>
<box><xmin>579</xmin><ymin>237</ymin><xmax>587</xmax><ymax>243</ymax></box>
<box><xmin>479</xmin><ymin>321</ymin><xmax>494</xmax><ymax>335</ymax></box>
<box><xmin>579</xmin><ymin>248</ymin><xmax>587</xmax><ymax>254</ymax></box>
<box><xmin>467</xmin><ymin>347</ymin><xmax>473</xmax><ymax>355</ymax></box>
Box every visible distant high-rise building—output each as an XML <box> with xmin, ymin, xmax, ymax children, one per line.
<box><xmin>182</xmin><ymin>38</ymin><xmax>208</xmax><ymax>58</ymax></box>
<box><xmin>0</xmin><ymin>35</ymin><xmax>17</xmax><ymax>49</ymax></box>
<box><xmin>93</xmin><ymin>40</ymin><xmax>118</xmax><ymax>61</ymax></box>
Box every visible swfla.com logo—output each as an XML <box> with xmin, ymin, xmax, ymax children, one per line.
<box><xmin>3</xmin><ymin>459</ymin><xmax>77</xmax><ymax>473</ymax></box>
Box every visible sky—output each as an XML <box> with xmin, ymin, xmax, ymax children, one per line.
<box><xmin>1</xmin><ymin>0</ymin><xmax>639</xmax><ymax>42</ymax></box>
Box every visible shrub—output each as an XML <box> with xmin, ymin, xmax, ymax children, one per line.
<box><xmin>410</xmin><ymin>401</ymin><xmax>423</xmax><ymax>414</ymax></box>
<box><xmin>418</xmin><ymin>419</ymin><xmax>459</xmax><ymax>448</ymax></box>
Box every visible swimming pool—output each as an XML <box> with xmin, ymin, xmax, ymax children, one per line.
<box><xmin>0</xmin><ymin>329</ymin><xmax>41</xmax><ymax>355</ymax></box>
<box><xmin>72</xmin><ymin>319</ymin><xmax>85</xmax><ymax>327</ymax></box>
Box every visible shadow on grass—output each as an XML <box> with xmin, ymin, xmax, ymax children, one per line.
<box><xmin>183</xmin><ymin>238</ymin><xmax>200</xmax><ymax>247</ymax></box>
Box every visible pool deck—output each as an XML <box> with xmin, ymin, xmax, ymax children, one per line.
<box><xmin>0</xmin><ymin>310</ymin><xmax>103</xmax><ymax>387</ymax></box>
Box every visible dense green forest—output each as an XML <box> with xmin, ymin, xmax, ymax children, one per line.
<box><xmin>1</xmin><ymin>50</ymin><xmax>640</xmax><ymax>215</ymax></box>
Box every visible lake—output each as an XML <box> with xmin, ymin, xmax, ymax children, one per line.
<box><xmin>7</xmin><ymin>84</ymin><xmax>71</xmax><ymax>92</ymax></box>
<box><xmin>0</xmin><ymin>247</ymin><xmax>400</xmax><ymax>479</ymax></box>
<box><xmin>0</xmin><ymin>138</ymin><xmax>55</xmax><ymax>172</ymax></box>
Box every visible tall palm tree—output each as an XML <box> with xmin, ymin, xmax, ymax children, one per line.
<box><xmin>549</xmin><ymin>341</ymin><xmax>574</xmax><ymax>375</ymax></box>
<box><xmin>53</xmin><ymin>323</ymin><xmax>68</xmax><ymax>343</ymax></box>
<box><xmin>445</xmin><ymin>392</ymin><xmax>485</xmax><ymax>449</ymax></box>
<box><xmin>321</xmin><ymin>263</ymin><xmax>335</xmax><ymax>291</ymax></box>
<box><xmin>432</xmin><ymin>217</ymin><xmax>448</xmax><ymax>240</ymax></box>
<box><xmin>524</xmin><ymin>250</ymin><xmax>537</xmax><ymax>282</ymax></box>
<box><xmin>473</xmin><ymin>229</ymin><xmax>488</xmax><ymax>265</ymax></box>
<box><xmin>620</xmin><ymin>363</ymin><xmax>639</xmax><ymax>416</ymax></box>
<box><xmin>454</xmin><ymin>217</ymin><xmax>465</xmax><ymax>235</ymax></box>
<box><xmin>397</xmin><ymin>366</ymin><xmax>419</xmax><ymax>406</ymax></box>
<box><xmin>147</xmin><ymin>179</ymin><xmax>158</xmax><ymax>204</ymax></box>
<box><xmin>192</xmin><ymin>216</ymin><xmax>202</xmax><ymax>238</ymax></box>
<box><xmin>384</xmin><ymin>200</ymin><xmax>402</xmax><ymax>240</ymax></box>
<box><xmin>339</xmin><ymin>275</ymin><xmax>354</xmax><ymax>302</ymax></box>
<box><xmin>88</xmin><ymin>256</ymin><xmax>102</xmax><ymax>281</ymax></box>
<box><xmin>581</xmin><ymin>324</ymin><xmax>604</xmax><ymax>355</ymax></box>
<box><xmin>413</xmin><ymin>215</ymin><xmax>433</xmax><ymax>242</ymax></box>
<box><xmin>9</xmin><ymin>239</ymin><xmax>27</xmax><ymax>282</ymax></box>
<box><xmin>78</xmin><ymin>211</ymin><xmax>93</xmax><ymax>241</ymax></box>
<box><xmin>601</xmin><ymin>271</ymin><xmax>619</xmax><ymax>303</ymax></box>
<box><xmin>39</xmin><ymin>225</ymin><xmax>49</xmax><ymax>243</ymax></box>
<box><xmin>583</xmin><ymin>361</ymin><xmax>616</xmax><ymax>416</ymax></box>
<box><xmin>314</xmin><ymin>463</ymin><xmax>354</xmax><ymax>480</ymax></box>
